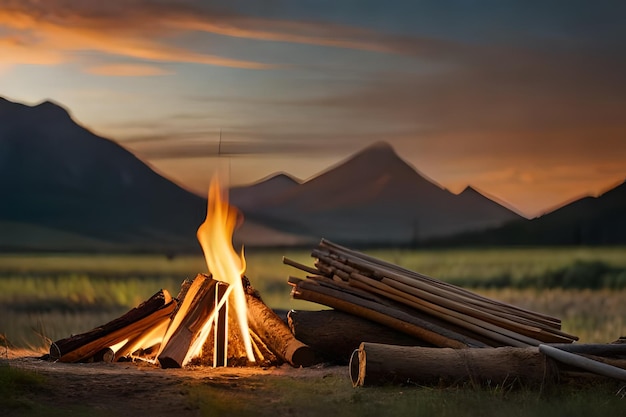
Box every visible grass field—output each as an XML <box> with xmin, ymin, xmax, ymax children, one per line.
<box><xmin>1</xmin><ymin>247</ymin><xmax>625</xmax><ymax>346</ymax></box>
<box><xmin>1</xmin><ymin>247</ymin><xmax>625</xmax><ymax>417</ymax></box>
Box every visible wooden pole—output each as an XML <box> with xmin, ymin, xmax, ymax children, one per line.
<box><xmin>539</xmin><ymin>344</ymin><xmax>626</xmax><ymax>381</ymax></box>
<box><xmin>213</xmin><ymin>282</ymin><xmax>229</xmax><ymax>367</ymax></box>
<box><xmin>318</xmin><ymin>239</ymin><xmax>562</xmax><ymax>326</ymax></box>
<box><xmin>291</xmin><ymin>280</ymin><xmax>487</xmax><ymax>348</ymax></box>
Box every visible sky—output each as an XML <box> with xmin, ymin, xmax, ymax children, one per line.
<box><xmin>1</xmin><ymin>0</ymin><xmax>625</xmax><ymax>218</ymax></box>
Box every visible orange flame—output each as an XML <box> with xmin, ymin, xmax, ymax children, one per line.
<box><xmin>196</xmin><ymin>175</ymin><xmax>255</xmax><ymax>362</ymax></box>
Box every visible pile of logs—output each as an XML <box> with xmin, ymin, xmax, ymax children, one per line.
<box><xmin>285</xmin><ymin>239</ymin><xmax>626</xmax><ymax>387</ymax></box>
<box><xmin>285</xmin><ymin>239</ymin><xmax>578</xmax><ymax>352</ymax></box>
<box><xmin>49</xmin><ymin>274</ymin><xmax>314</xmax><ymax>368</ymax></box>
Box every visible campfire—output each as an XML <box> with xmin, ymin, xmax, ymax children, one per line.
<box><xmin>49</xmin><ymin>175</ymin><xmax>314</xmax><ymax>368</ymax></box>
<box><xmin>46</xmin><ymin>178</ymin><xmax>626</xmax><ymax>386</ymax></box>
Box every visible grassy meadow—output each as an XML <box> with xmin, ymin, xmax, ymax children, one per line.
<box><xmin>0</xmin><ymin>246</ymin><xmax>625</xmax><ymax>347</ymax></box>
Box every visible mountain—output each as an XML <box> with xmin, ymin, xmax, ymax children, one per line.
<box><xmin>0</xmin><ymin>97</ymin><xmax>209</xmax><ymax>252</ymax></box>
<box><xmin>231</xmin><ymin>141</ymin><xmax>522</xmax><ymax>245</ymax></box>
<box><xmin>4</xmin><ymin>96</ymin><xmax>578</xmax><ymax>251</ymax></box>
<box><xmin>433</xmin><ymin>180</ymin><xmax>626</xmax><ymax>246</ymax></box>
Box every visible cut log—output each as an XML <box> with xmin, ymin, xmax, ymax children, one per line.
<box><xmin>157</xmin><ymin>275</ymin><xmax>217</xmax><ymax>368</ymax></box>
<box><xmin>50</xmin><ymin>289</ymin><xmax>176</xmax><ymax>362</ymax></box>
<box><xmin>350</xmin><ymin>342</ymin><xmax>626</xmax><ymax>387</ymax></box>
<box><xmin>287</xmin><ymin>309</ymin><xmax>432</xmax><ymax>364</ymax></box>
<box><xmin>245</xmin><ymin>285</ymin><xmax>315</xmax><ymax>367</ymax></box>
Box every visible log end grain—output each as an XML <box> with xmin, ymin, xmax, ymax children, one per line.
<box><xmin>158</xmin><ymin>356</ymin><xmax>182</xmax><ymax>369</ymax></box>
<box><xmin>286</xmin><ymin>344</ymin><xmax>316</xmax><ymax>368</ymax></box>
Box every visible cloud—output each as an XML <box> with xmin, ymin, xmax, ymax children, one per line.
<box><xmin>0</xmin><ymin>1</ymin><xmax>277</xmax><ymax>70</ymax></box>
<box><xmin>0</xmin><ymin>0</ymin><xmax>472</xmax><ymax>75</ymax></box>
<box><xmin>85</xmin><ymin>64</ymin><xmax>174</xmax><ymax>77</ymax></box>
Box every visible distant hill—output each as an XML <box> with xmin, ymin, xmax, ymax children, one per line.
<box><xmin>0</xmin><ymin>97</ymin><xmax>210</xmax><ymax>252</ymax></box>
<box><xmin>231</xmin><ymin>141</ymin><xmax>522</xmax><ymax>245</ymax></box>
<box><xmin>429</xmin><ymin>180</ymin><xmax>626</xmax><ymax>246</ymax></box>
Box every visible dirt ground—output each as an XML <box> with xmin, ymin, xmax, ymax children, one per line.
<box><xmin>4</xmin><ymin>348</ymin><xmax>348</xmax><ymax>417</ymax></box>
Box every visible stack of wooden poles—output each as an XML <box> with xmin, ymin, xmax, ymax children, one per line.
<box><xmin>285</xmin><ymin>239</ymin><xmax>578</xmax><ymax>349</ymax></box>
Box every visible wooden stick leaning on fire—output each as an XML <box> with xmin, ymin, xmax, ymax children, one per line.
<box><xmin>284</xmin><ymin>238</ymin><xmax>578</xmax><ymax>350</ymax></box>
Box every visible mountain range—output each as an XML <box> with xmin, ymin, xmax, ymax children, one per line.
<box><xmin>433</xmin><ymin>179</ymin><xmax>626</xmax><ymax>246</ymax></box>
<box><xmin>1</xmin><ymin>96</ymin><xmax>624</xmax><ymax>252</ymax></box>
<box><xmin>230</xmin><ymin>142</ymin><xmax>521</xmax><ymax>244</ymax></box>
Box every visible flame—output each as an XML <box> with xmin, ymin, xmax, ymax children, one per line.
<box><xmin>109</xmin><ymin>338</ymin><xmax>129</xmax><ymax>353</ymax></box>
<box><xmin>196</xmin><ymin>175</ymin><xmax>255</xmax><ymax>362</ymax></box>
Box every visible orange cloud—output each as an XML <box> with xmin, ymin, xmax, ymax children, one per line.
<box><xmin>0</xmin><ymin>4</ymin><xmax>276</xmax><ymax>70</ymax></box>
<box><xmin>0</xmin><ymin>0</ymin><xmax>460</xmax><ymax>74</ymax></box>
<box><xmin>86</xmin><ymin>64</ymin><xmax>173</xmax><ymax>77</ymax></box>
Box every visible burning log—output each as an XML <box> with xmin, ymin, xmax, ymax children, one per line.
<box><xmin>287</xmin><ymin>309</ymin><xmax>432</xmax><ymax>364</ymax></box>
<box><xmin>157</xmin><ymin>274</ymin><xmax>218</xmax><ymax>368</ymax></box>
<box><xmin>156</xmin><ymin>274</ymin><xmax>315</xmax><ymax>368</ymax></box>
<box><xmin>285</xmin><ymin>239</ymin><xmax>578</xmax><ymax>349</ymax></box>
<box><xmin>245</xmin><ymin>283</ymin><xmax>315</xmax><ymax>368</ymax></box>
<box><xmin>350</xmin><ymin>342</ymin><xmax>626</xmax><ymax>387</ymax></box>
<box><xmin>50</xmin><ymin>289</ymin><xmax>176</xmax><ymax>363</ymax></box>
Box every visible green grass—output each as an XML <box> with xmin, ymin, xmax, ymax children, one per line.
<box><xmin>1</xmin><ymin>247</ymin><xmax>625</xmax><ymax>346</ymax></box>
<box><xmin>0</xmin><ymin>247</ymin><xmax>625</xmax><ymax>417</ymax></box>
<box><xmin>187</xmin><ymin>372</ymin><xmax>626</xmax><ymax>417</ymax></box>
<box><xmin>0</xmin><ymin>363</ymin><xmax>47</xmax><ymax>411</ymax></box>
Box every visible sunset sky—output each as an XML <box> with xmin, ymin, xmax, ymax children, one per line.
<box><xmin>1</xmin><ymin>0</ymin><xmax>625</xmax><ymax>218</ymax></box>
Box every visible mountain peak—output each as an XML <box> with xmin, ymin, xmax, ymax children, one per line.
<box><xmin>358</xmin><ymin>140</ymin><xmax>397</xmax><ymax>157</ymax></box>
<box><xmin>256</xmin><ymin>172</ymin><xmax>302</xmax><ymax>185</ymax></box>
<box><xmin>34</xmin><ymin>99</ymin><xmax>72</xmax><ymax>119</ymax></box>
<box><xmin>0</xmin><ymin>96</ymin><xmax>72</xmax><ymax>123</ymax></box>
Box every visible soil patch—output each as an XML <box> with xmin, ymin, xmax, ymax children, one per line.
<box><xmin>4</xmin><ymin>349</ymin><xmax>346</xmax><ymax>417</ymax></box>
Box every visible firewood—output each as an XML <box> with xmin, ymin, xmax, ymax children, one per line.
<box><xmin>350</xmin><ymin>342</ymin><xmax>626</xmax><ymax>387</ymax></box>
<box><xmin>50</xmin><ymin>289</ymin><xmax>176</xmax><ymax>362</ymax></box>
<box><xmin>291</xmin><ymin>279</ymin><xmax>487</xmax><ymax>348</ymax></box>
<box><xmin>348</xmin><ymin>273</ymin><xmax>554</xmax><ymax>346</ymax></box>
<box><xmin>114</xmin><ymin>317</ymin><xmax>171</xmax><ymax>361</ymax></box>
<box><xmin>318</xmin><ymin>239</ymin><xmax>563</xmax><ymax>327</ymax></box>
<box><xmin>157</xmin><ymin>275</ymin><xmax>217</xmax><ymax>368</ymax></box>
<box><xmin>285</xmin><ymin>239</ymin><xmax>578</xmax><ymax>351</ymax></box>
<box><xmin>287</xmin><ymin>309</ymin><xmax>432</xmax><ymax>364</ymax></box>
<box><xmin>245</xmin><ymin>286</ymin><xmax>316</xmax><ymax>367</ymax></box>
<box><xmin>194</xmin><ymin>305</ymin><xmax>275</xmax><ymax>367</ymax></box>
